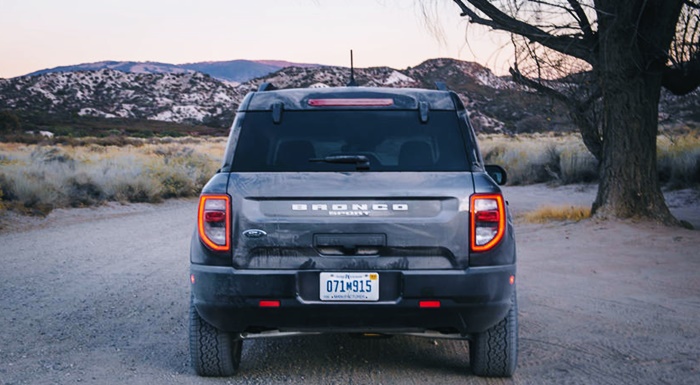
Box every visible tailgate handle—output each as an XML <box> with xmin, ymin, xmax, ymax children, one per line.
<box><xmin>314</xmin><ymin>234</ymin><xmax>386</xmax><ymax>248</ymax></box>
<box><xmin>314</xmin><ymin>234</ymin><xmax>386</xmax><ymax>256</ymax></box>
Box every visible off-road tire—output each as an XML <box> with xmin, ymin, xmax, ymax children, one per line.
<box><xmin>189</xmin><ymin>299</ymin><xmax>242</xmax><ymax>377</ymax></box>
<box><xmin>469</xmin><ymin>290</ymin><xmax>518</xmax><ymax>377</ymax></box>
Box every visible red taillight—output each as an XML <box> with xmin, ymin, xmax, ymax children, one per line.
<box><xmin>197</xmin><ymin>194</ymin><xmax>231</xmax><ymax>251</ymax></box>
<box><xmin>475</xmin><ymin>210</ymin><xmax>500</xmax><ymax>222</ymax></box>
<box><xmin>470</xmin><ymin>194</ymin><xmax>506</xmax><ymax>252</ymax></box>
<box><xmin>307</xmin><ymin>98</ymin><xmax>394</xmax><ymax>107</ymax></box>
<box><xmin>204</xmin><ymin>211</ymin><xmax>226</xmax><ymax>222</ymax></box>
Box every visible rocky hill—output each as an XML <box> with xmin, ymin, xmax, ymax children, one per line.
<box><xmin>1</xmin><ymin>58</ymin><xmax>697</xmax><ymax>136</ymax></box>
<box><xmin>23</xmin><ymin>59</ymin><xmax>322</xmax><ymax>83</ymax></box>
<box><xmin>0</xmin><ymin>70</ymin><xmax>237</xmax><ymax>128</ymax></box>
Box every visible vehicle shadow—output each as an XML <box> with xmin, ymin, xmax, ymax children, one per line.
<box><xmin>236</xmin><ymin>334</ymin><xmax>476</xmax><ymax>381</ymax></box>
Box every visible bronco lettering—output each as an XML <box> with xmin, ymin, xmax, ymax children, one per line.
<box><xmin>291</xmin><ymin>203</ymin><xmax>409</xmax><ymax>212</ymax></box>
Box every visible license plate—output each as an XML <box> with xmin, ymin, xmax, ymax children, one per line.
<box><xmin>320</xmin><ymin>272</ymin><xmax>379</xmax><ymax>301</ymax></box>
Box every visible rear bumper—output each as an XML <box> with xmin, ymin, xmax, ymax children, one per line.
<box><xmin>190</xmin><ymin>264</ymin><xmax>516</xmax><ymax>336</ymax></box>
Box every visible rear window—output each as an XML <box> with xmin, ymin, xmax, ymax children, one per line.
<box><xmin>231</xmin><ymin>110</ymin><xmax>471</xmax><ymax>172</ymax></box>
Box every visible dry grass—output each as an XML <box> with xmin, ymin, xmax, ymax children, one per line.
<box><xmin>479</xmin><ymin>133</ymin><xmax>598</xmax><ymax>185</ymax></box>
<box><xmin>0</xmin><ymin>137</ymin><xmax>226</xmax><ymax>215</ymax></box>
<box><xmin>479</xmin><ymin>131</ymin><xmax>700</xmax><ymax>188</ymax></box>
<box><xmin>522</xmin><ymin>205</ymin><xmax>592</xmax><ymax>223</ymax></box>
<box><xmin>1</xmin><ymin>132</ymin><xmax>698</xmax><ymax>216</ymax></box>
<box><xmin>657</xmin><ymin>130</ymin><xmax>700</xmax><ymax>189</ymax></box>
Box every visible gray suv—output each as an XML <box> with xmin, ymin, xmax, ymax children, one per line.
<box><xmin>189</xmin><ymin>84</ymin><xmax>517</xmax><ymax>377</ymax></box>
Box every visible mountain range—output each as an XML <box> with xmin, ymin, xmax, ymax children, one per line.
<box><xmin>22</xmin><ymin>59</ymin><xmax>323</xmax><ymax>83</ymax></box>
<box><xmin>1</xmin><ymin>58</ymin><xmax>697</xmax><ymax>136</ymax></box>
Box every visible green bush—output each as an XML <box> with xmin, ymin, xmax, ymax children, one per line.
<box><xmin>0</xmin><ymin>110</ymin><xmax>22</xmax><ymax>133</ymax></box>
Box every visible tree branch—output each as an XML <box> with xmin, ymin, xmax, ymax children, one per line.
<box><xmin>684</xmin><ymin>1</ymin><xmax>700</xmax><ymax>10</ymax></box>
<box><xmin>567</xmin><ymin>0</ymin><xmax>595</xmax><ymax>40</ymax></box>
<box><xmin>663</xmin><ymin>52</ymin><xmax>700</xmax><ymax>94</ymax></box>
<box><xmin>452</xmin><ymin>0</ymin><xmax>596</xmax><ymax>63</ymax></box>
<box><xmin>509</xmin><ymin>65</ymin><xmax>603</xmax><ymax>161</ymax></box>
<box><xmin>508</xmin><ymin>66</ymin><xmax>570</xmax><ymax>103</ymax></box>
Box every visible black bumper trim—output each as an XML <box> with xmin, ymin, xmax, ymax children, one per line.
<box><xmin>190</xmin><ymin>264</ymin><xmax>515</xmax><ymax>335</ymax></box>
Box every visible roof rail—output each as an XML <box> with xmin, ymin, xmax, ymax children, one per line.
<box><xmin>258</xmin><ymin>82</ymin><xmax>276</xmax><ymax>92</ymax></box>
<box><xmin>435</xmin><ymin>81</ymin><xmax>448</xmax><ymax>91</ymax></box>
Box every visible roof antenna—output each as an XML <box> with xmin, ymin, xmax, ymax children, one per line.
<box><xmin>347</xmin><ymin>50</ymin><xmax>358</xmax><ymax>87</ymax></box>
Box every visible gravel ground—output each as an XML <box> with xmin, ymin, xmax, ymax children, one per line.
<box><xmin>0</xmin><ymin>186</ymin><xmax>698</xmax><ymax>385</ymax></box>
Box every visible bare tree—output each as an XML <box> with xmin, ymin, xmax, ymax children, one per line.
<box><xmin>438</xmin><ymin>0</ymin><xmax>700</xmax><ymax>224</ymax></box>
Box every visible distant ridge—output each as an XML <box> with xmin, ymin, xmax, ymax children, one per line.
<box><xmin>23</xmin><ymin>59</ymin><xmax>325</xmax><ymax>83</ymax></box>
<box><xmin>2</xmin><ymin>58</ymin><xmax>696</xmax><ymax>133</ymax></box>
<box><xmin>252</xmin><ymin>60</ymin><xmax>323</xmax><ymax>68</ymax></box>
<box><xmin>25</xmin><ymin>61</ymin><xmax>194</xmax><ymax>77</ymax></box>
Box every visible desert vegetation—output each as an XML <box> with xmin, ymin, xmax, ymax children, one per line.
<box><xmin>0</xmin><ymin>137</ymin><xmax>224</xmax><ymax>215</ymax></box>
<box><xmin>0</xmin><ymin>132</ymin><xmax>698</xmax><ymax>216</ymax></box>
<box><xmin>480</xmin><ymin>130</ymin><xmax>700</xmax><ymax>188</ymax></box>
<box><xmin>522</xmin><ymin>205</ymin><xmax>592</xmax><ymax>223</ymax></box>
<box><xmin>480</xmin><ymin>133</ymin><xmax>598</xmax><ymax>185</ymax></box>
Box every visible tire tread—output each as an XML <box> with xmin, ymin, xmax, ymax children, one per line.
<box><xmin>469</xmin><ymin>291</ymin><xmax>518</xmax><ymax>377</ymax></box>
<box><xmin>189</xmin><ymin>299</ymin><xmax>242</xmax><ymax>377</ymax></box>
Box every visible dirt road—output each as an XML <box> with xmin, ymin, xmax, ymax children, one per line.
<box><xmin>1</xmin><ymin>186</ymin><xmax>698</xmax><ymax>385</ymax></box>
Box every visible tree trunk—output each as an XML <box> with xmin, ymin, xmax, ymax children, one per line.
<box><xmin>592</xmin><ymin>73</ymin><xmax>677</xmax><ymax>224</ymax></box>
<box><xmin>592</xmin><ymin>0</ymin><xmax>680</xmax><ymax>224</ymax></box>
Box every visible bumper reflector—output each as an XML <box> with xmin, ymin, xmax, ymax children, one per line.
<box><xmin>259</xmin><ymin>300</ymin><xmax>281</xmax><ymax>308</ymax></box>
<box><xmin>419</xmin><ymin>300</ymin><xmax>441</xmax><ymax>308</ymax></box>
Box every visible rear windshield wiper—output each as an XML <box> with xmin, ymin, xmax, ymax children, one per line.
<box><xmin>310</xmin><ymin>155</ymin><xmax>370</xmax><ymax>171</ymax></box>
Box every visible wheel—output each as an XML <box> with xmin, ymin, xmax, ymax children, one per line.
<box><xmin>189</xmin><ymin>298</ymin><xmax>243</xmax><ymax>376</ymax></box>
<box><xmin>469</xmin><ymin>289</ymin><xmax>518</xmax><ymax>377</ymax></box>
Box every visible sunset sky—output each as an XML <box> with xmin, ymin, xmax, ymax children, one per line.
<box><xmin>0</xmin><ymin>0</ymin><xmax>512</xmax><ymax>79</ymax></box>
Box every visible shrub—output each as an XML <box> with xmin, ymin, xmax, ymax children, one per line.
<box><xmin>111</xmin><ymin>181</ymin><xmax>162</xmax><ymax>203</ymax></box>
<box><xmin>93</xmin><ymin>157</ymin><xmax>163</xmax><ymax>204</ymax></box>
<box><xmin>481</xmin><ymin>138</ymin><xmax>562</xmax><ymax>185</ymax></box>
<box><xmin>147</xmin><ymin>145</ymin><xmax>218</xmax><ymax>197</ymax></box>
<box><xmin>523</xmin><ymin>205</ymin><xmax>592</xmax><ymax>223</ymax></box>
<box><xmin>2</xmin><ymin>165</ymin><xmax>62</xmax><ymax>215</ymax></box>
<box><xmin>0</xmin><ymin>184</ymin><xmax>5</xmax><ymax>212</ymax></box>
<box><xmin>149</xmin><ymin>163</ymin><xmax>197</xmax><ymax>198</ymax></box>
<box><xmin>515</xmin><ymin>115</ymin><xmax>548</xmax><ymax>134</ymax></box>
<box><xmin>479</xmin><ymin>134</ymin><xmax>599</xmax><ymax>185</ymax></box>
<box><xmin>558</xmin><ymin>147</ymin><xmax>598</xmax><ymax>184</ymax></box>
<box><xmin>657</xmin><ymin>132</ymin><xmax>700</xmax><ymax>189</ymax></box>
<box><xmin>31</xmin><ymin>146</ymin><xmax>75</xmax><ymax>166</ymax></box>
<box><xmin>66</xmin><ymin>173</ymin><xmax>104</xmax><ymax>207</ymax></box>
<box><xmin>0</xmin><ymin>110</ymin><xmax>22</xmax><ymax>133</ymax></box>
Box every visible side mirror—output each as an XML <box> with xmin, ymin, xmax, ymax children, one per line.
<box><xmin>485</xmin><ymin>165</ymin><xmax>508</xmax><ymax>186</ymax></box>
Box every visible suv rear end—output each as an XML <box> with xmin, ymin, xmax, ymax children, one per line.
<box><xmin>189</xmin><ymin>86</ymin><xmax>517</xmax><ymax>377</ymax></box>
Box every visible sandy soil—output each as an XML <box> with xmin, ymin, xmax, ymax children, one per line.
<box><xmin>0</xmin><ymin>185</ymin><xmax>698</xmax><ymax>384</ymax></box>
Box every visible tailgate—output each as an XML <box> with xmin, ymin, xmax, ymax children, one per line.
<box><xmin>227</xmin><ymin>172</ymin><xmax>474</xmax><ymax>270</ymax></box>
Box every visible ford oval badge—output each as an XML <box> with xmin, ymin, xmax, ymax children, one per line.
<box><xmin>243</xmin><ymin>229</ymin><xmax>267</xmax><ymax>239</ymax></box>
